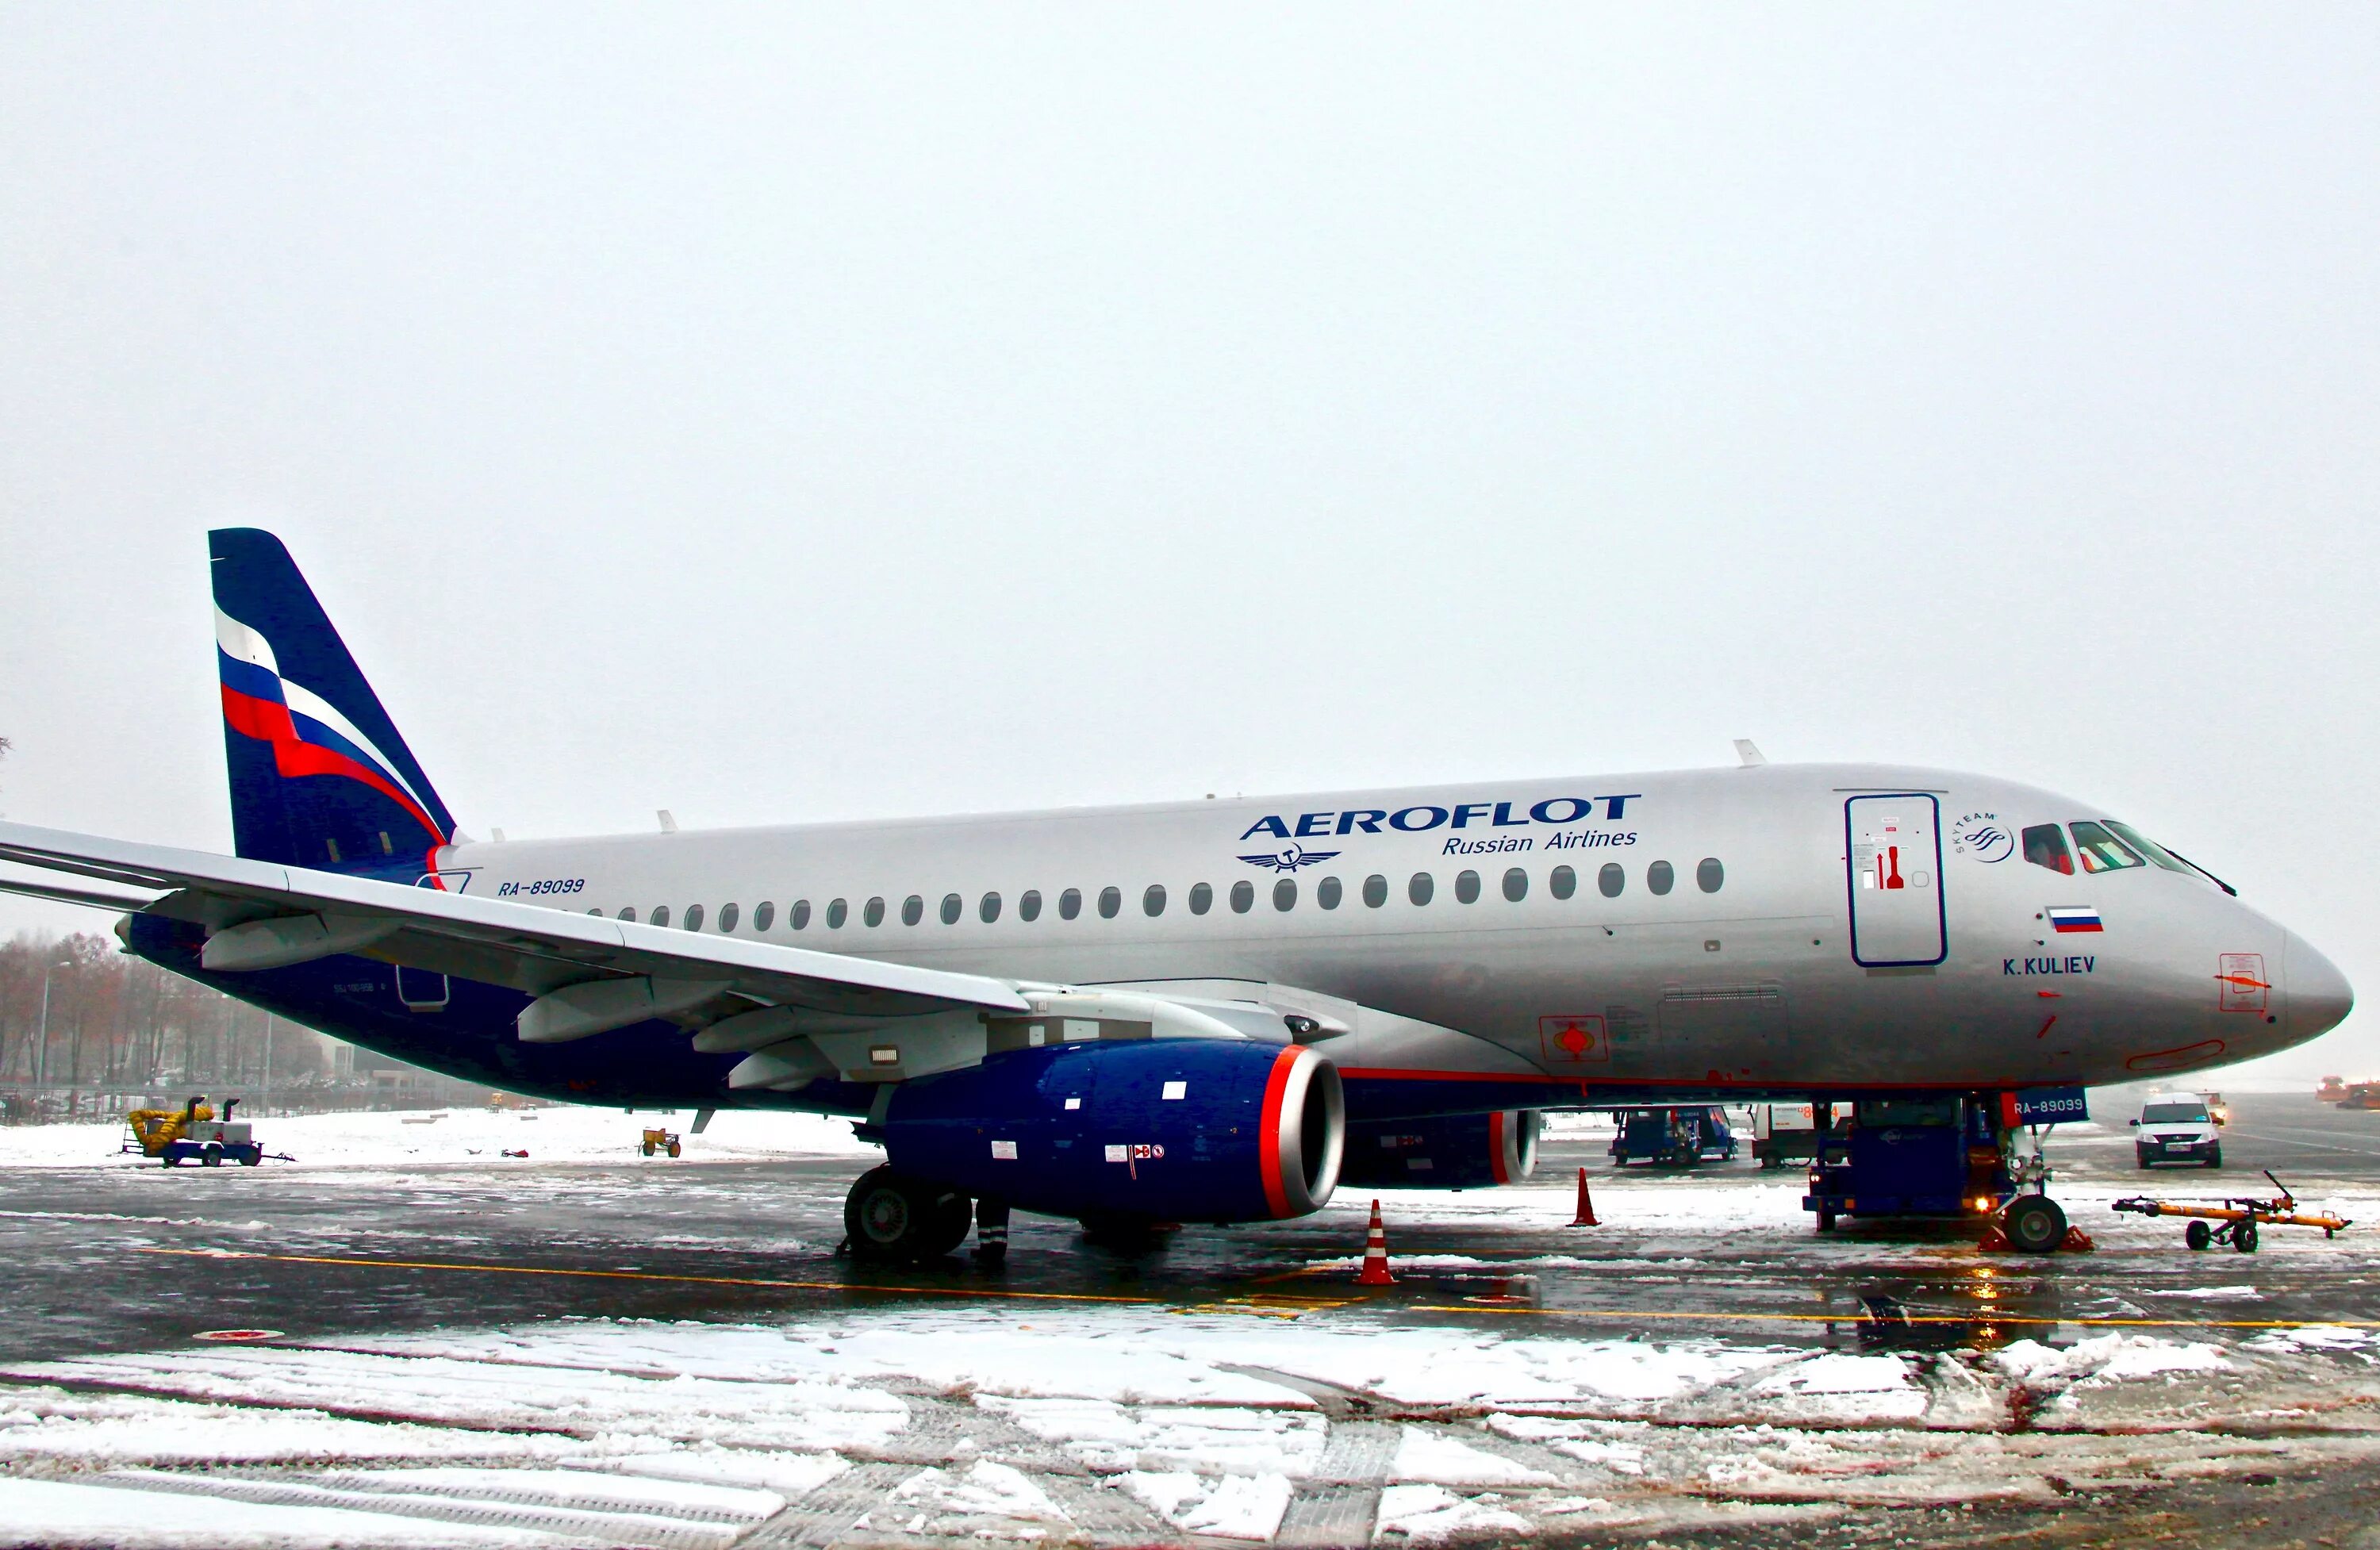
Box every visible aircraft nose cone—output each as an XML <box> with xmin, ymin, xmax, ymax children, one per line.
<box><xmin>2288</xmin><ymin>933</ymin><xmax>2355</xmax><ymax>1041</ymax></box>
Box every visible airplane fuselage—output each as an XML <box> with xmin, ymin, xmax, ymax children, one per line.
<box><xmin>138</xmin><ymin>759</ymin><xmax>2336</xmax><ymax>1122</ymax></box>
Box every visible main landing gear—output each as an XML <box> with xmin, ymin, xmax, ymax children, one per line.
<box><xmin>843</xmin><ymin>1166</ymin><xmax>971</xmax><ymax>1263</ymax></box>
<box><xmin>839</xmin><ymin>1166</ymin><xmax>1012</xmax><ymax>1267</ymax></box>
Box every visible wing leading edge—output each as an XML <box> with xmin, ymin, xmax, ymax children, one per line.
<box><xmin>0</xmin><ymin>820</ymin><xmax>1031</xmax><ymax>1030</ymax></box>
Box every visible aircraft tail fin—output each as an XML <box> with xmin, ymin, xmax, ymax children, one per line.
<box><xmin>209</xmin><ymin>528</ymin><xmax>455</xmax><ymax>873</ymax></box>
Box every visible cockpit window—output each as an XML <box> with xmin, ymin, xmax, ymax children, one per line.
<box><xmin>2021</xmin><ymin>823</ymin><xmax>2074</xmax><ymax>874</ymax></box>
<box><xmin>2102</xmin><ymin>820</ymin><xmax>2193</xmax><ymax>875</ymax></box>
<box><xmin>2069</xmin><ymin>821</ymin><xmax>2144</xmax><ymax>873</ymax></box>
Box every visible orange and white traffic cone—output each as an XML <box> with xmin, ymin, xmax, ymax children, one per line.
<box><xmin>1355</xmin><ymin>1199</ymin><xmax>1396</xmax><ymax>1285</ymax></box>
<box><xmin>1569</xmin><ymin>1167</ymin><xmax>1600</xmax><ymax>1227</ymax></box>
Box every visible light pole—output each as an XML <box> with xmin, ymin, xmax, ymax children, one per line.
<box><xmin>34</xmin><ymin>957</ymin><xmax>71</xmax><ymax>1090</ymax></box>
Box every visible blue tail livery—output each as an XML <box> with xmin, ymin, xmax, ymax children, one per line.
<box><xmin>209</xmin><ymin>528</ymin><xmax>454</xmax><ymax>873</ymax></box>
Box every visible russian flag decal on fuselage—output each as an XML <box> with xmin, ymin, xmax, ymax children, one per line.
<box><xmin>2047</xmin><ymin>905</ymin><xmax>2103</xmax><ymax>934</ymax></box>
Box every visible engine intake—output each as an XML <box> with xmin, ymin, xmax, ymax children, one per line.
<box><xmin>1338</xmin><ymin>1109</ymin><xmax>1541</xmax><ymax>1189</ymax></box>
<box><xmin>883</xmin><ymin>1040</ymin><xmax>1344</xmax><ymax>1222</ymax></box>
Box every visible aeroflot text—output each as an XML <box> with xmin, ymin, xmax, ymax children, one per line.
<box><xmin>1238</xmin><ymin>796</ymin><xmax>1641</xmax><ymax>842</ymax></box>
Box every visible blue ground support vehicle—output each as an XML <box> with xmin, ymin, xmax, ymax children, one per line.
<box><xmin>1802</xmin><ymin>1089</ymin><xmax>2081</xmax><ymax>1253</ymax></box>
<box><xmin>1610</xmin><ymin>1105</ymin><xmax>1737</xmax><ymax>1167</ymax></box>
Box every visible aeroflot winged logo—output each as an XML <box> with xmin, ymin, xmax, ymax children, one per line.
<box><xmin>1238</xmin><ymin>843</ymin><xmax>1340</xmax><ymax>873</ymax></box>
<box><xmin>213</xmin><ymin>608</ymin><xmax>447</xmax><ymax>843</ymax></box>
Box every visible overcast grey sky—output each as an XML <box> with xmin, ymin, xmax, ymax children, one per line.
<box><xmin>2</xmin><ymin>7</ymin><xmax>2374</xmax><ymax>1081</ymax></box>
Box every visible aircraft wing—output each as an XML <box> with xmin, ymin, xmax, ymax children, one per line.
<box><xmin>0</xmin><ymin>820</ymin><xmax>1031</xmax><ymax>1026</ymax></box>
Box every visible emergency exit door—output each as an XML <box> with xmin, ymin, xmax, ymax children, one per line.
<box><xmin>1844</xmin><ymin>794</ymin><xmax>1946</xmax><ymax>967</ymax></box>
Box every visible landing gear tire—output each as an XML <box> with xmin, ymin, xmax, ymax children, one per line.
<box><xmin>2002</xmin><ymin>1195</ymin><xmax>2067</xmax><ymax>1254</ymax></box>
<box><xmin>843</xmin><ymin>1165</ymin><xmax>973</xmax><ymax>1264</ymax></box>
<box><xmin>2233</xmin><ymin>1218</ymin><xmax>2259</xmax><ymax>1253</ymax></box>
<box><xmin>2186</xmin><ymin>1220</ymin><xmax>2213</xmax><ymax>1251</ymax></box>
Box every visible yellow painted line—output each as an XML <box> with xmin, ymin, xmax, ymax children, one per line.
<box><xmin>131</xmin><ymin>1249</ymin><xmax>2380</xmax><ymax>1333</ymax></box>
<box><xmin>1412</xmin><ymin>1303</ymin><xmax>2380</xmax><ymax>1331</ymax></box>
<box><xmin>134</xmin><ymin>1247</ymin><xmax>1164</xmax><ymax>1307</ymax></box>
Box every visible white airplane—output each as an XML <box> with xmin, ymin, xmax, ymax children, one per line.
<box><xmin>0</xmin><ymin>531</ymin><xmax>2351</xmax><ymax>1260</ymax></box>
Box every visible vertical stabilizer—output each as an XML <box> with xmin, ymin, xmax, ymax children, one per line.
<box><xmin>209</xmin><ymin>529</ymin><xmax>455</xmax><ymax>873</ymax></box>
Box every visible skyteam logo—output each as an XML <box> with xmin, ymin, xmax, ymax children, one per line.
<box><xmin>1950</xmin><ymin>811</ymin><xmax>2015</xmax><ymax>864</ymax></box>
<box><xmin>214</xmin><ymin>607</ymin><xmax>447</xmax><ymax>844</ymax></box>
<box><xmin>1239</xmin><ymin>843</ymin><xmax>1340</xmax><ymax>873</ymax></box>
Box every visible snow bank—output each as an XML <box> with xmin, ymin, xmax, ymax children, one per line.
<box><xmin>0</xmin><ymin>1104</ymin><xmax>877</xmax><ymax>1171</ymax></box>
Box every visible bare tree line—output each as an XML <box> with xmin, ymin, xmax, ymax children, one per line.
<box><xmin>0</xmin><ymin>929</ymin><xmax>340</xmax><ymax>1095</ymax></box>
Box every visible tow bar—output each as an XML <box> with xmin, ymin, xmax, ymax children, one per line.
<box><xmin>2112</xmin><ymin>1171</ymin><xmax>2352</xmax><ymax>1253</ymax></box>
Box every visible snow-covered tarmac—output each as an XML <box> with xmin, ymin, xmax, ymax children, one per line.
<box><xmin>2</xmin><ymin>1099</ymin><xmax>2378</xmax><ymax>1546</ymax></box>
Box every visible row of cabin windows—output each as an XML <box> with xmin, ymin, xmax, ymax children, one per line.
<box><xmin>601</xmin><ymin>857</ymin><xmax>1726</xmax><ymax>933</ymax></box>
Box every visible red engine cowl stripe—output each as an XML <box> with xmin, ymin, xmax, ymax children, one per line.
<box><xmin>1257</xmin><ymin>1046</ymin><xmax>1299</xmax><ymax>1218</ymax></box>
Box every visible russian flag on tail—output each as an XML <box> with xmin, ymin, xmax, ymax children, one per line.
<box><xmin>2047</xmin><ymin>906</ymin><xmax>2103</xmax><ymax>934</ymax></box>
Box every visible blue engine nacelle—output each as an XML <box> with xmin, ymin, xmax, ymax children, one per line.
<box><xmin>1338</xmin><ymin>1110</ymin><xmax>1541</xmax><ymax>1189</ymax></box>
<box><xmin>881</xmin><ymin>1040</ymin><xmax>1344</xmax><ymax>1223</ymax></box>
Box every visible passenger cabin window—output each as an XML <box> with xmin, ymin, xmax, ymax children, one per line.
<box><xmin>1647</xmin><ymin>861</ymin><xmax>1674</xmax><ymax>896</ymax></box>
<box><xmin>1550</xmin><ymin>865</ymin><xmax>1576</xmax><ymax>900</ymax></box>
<box><xmin>2021</xmin><ymin>823</ymin><xmax>2075</xmax><ymax>875</ymax></box>
<box><xmin>1143</xmin><ymin>884</ymin><xmax>1165</xmax><ymax>917</ymax></box>
<box><xmin>1318</xmin><ymin>876</ymin><xmax>1343</xmax><ymax>909</ymax></box>
<box><xmin>721</xmin><ymin>903</ymin><xmax>742</xmax><ymax>932</ymax></box>
<box><xmin>1020</xmin><ymin>889</ymin><xmax>1042</xmax><ymax>922</ymax></box>
<box><xmin>825</xmin><ymin>899</ymin><xmax>846</xmax><ymax>929</ymax></box>
<box><xmin>1598</xmin><ymin>863</ymin><xmax>1624</xmax><ymax>898</ymax></box>
<box><xmin>2070</xmin><ymin>821</ymin><xmax>2144</xmax><ymax>873</ymax></box>
<box><xmin>1455</xmin><ymin>869</ymin><xmax>1481</xmax><ymax>904</ymax></box>
<box><xmin>1230</xmin><ymin>880</ymin><xmax>1254</xmax><ymax>914</ymax></box>
<box><xmin>941</xmin><ymin>892</ymin><xmax>962</xmax><ymax>925</ymax></box>
<box><xmin>981</xmin><ymin>891</ymin><xmax>1003</xmax><ymax>923</ymax></box>
<box><xmin>1189</xmin><ymin>882</ymin><xmax>1213</xmax><ymax>915</ymax></box>
<box><xmin>1503</xmin><ymin>867</ymin><xmax>1527</xmax><ymax>903</ymax></box>
<box><xmin>1409</xmin><ymin>872</ymin><xmax>1434</xmax><ymax>906</ymax></box>
<box><xmin>619</xmin><ymin>907</ymin><xmax>637</xmax><ymax>922</ymax></box>
<box><xmin>901</xmin><ymin>895</ymin><xmax>923</xmax><ymax>926</ymax></box>
<box><xmin>651</xmin><ymin>905</ymin><xmax>671</xmax><ymax>927</ymax></box>
<box><xmin>684</xmin><ymin>904</ymin><xmax>704</xmax><ymax>931</ymax></box>
<box><xmin>1362</xmin><ymin>873</ymin><xmax>1388</xmax><ymax>907</ymax></box>
<box><xmin>864</xmin><ymin>896</ymin><xmax>885</xmax><ymax>927</ymax></box>
<box><xmin>790</xmin><ymin>900</ymin><xmax>811</xmax><ymax>930</ymax></box>
<box><xmin>1697</xmin><ymin>858</ymin><xmax>1724</xmax><ymax>893</ymax></box>
<box><xmin>753</xmin><ymin>901</ymin><xmax>774</xmax><ymax>931</ymax></box>
<box><xmin>1060</xmin><ymin>888</ymin><xmax>1083</xmax><ymax>920</ymax></box>
<box><xmin>1097</xmin><ymin>886</ymin><xmax>1121</xmax><ymax>919</ymax></box>
<box><xmin>1273</xmin><ymin>877</ymin><xmax>1297</xmax><ymax>911</ymax></box>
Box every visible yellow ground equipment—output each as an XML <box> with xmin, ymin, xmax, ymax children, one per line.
<box><xmin>124</xmin><ymin>1096</ymin><xmax>214</xmax><ymax>1158</ymax></box>
<box><xmin>2113</xmin><ymin>1172</ymin><xmax>2352</xmax><ymax>1253</ymax></box>
<box><xmin>640</xmin><ymin>1127</ymin><xmax>681</xmax><ymax>1158</ymax></box>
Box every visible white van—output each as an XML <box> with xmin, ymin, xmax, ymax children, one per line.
<box><xmin>2132</xmin><ymin>1092</ymin><xmax>2222</xmax><ymax>1169</ymax></box>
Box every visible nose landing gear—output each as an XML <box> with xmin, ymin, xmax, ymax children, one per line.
<box><xmin>1999</xmin><ymin>1194</ymin><xmax>2068</xmax><ymax>1255</ymax></box>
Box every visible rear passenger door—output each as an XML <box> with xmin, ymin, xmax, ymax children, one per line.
<box><xmin>1844</xmin><ymin>794</ymin><xmax>1947</xmax><ymax>967</ymax></box>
